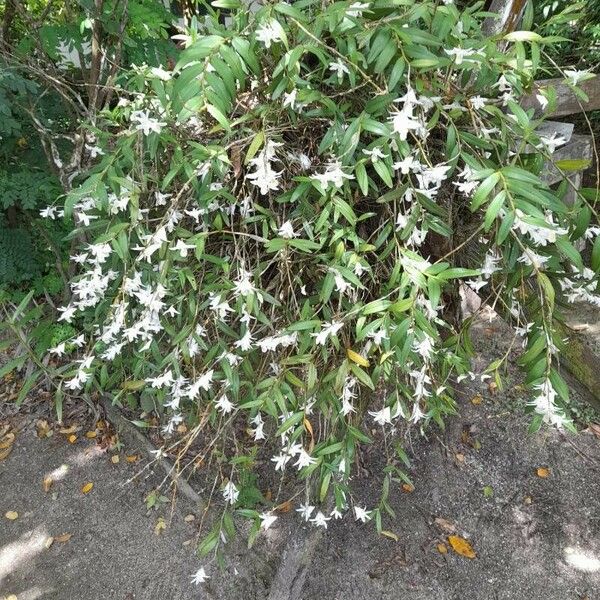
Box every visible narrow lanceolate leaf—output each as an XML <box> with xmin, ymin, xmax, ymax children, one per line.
<box><xmin>245</xmin><ymin>131</ymin><xmax>265</xmax><ymax>164</ymax></box>
<box><xmin>205</xmin><ymin>103</ymin><xmax>231</xmax><ymax>131</ymax></box>
<box><xmin>471</xmin><ymin>172</ymin><xmax>501</xmax><ymax>211</ymax></box>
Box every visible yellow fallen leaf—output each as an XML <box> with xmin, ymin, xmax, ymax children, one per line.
<box><xmin>471</xmin><ymin>394</ymin><xmax>483</xmax><ymax>405</ymax></box>
<box><xmin>448</xmin><ymin>535</ymin><xmax>476</xmax><ymax>559</ymax></box>
<box><xmin>401</xmin><ymin>483</ymin><xmax>414</xmax><ymax>493</ymax></box>
<box><xmin>346</xmin><ymin>348</ymin><xmax>370</xmax><ymax>368</ymax></box>
<box><xmin>437</xmin><ymin>543</ymin><xmax>448</xmax><ymax>554</ymax></box>
<box><xmin>536</xmin><ymin>467</ymin><xmax>550</xmax><ymax>478</ymax></box>
<box><xmin>54</xmin><ymin>533</ymin><xmax>72</xmax><ymax>543</ymax></box>
<box><xmin>43</xmin><ymin>477</ymin><xmax>53</xmax><ymax>492</ymax></box>
<box><xmin>0</xmin><ymin>432</ymin><xmax>15</xmax><ymax>449</ymax></box>
<box><xmin>154</xmin><ymin>517</ymin><xmax>166</xmax><ymax>535</ymax></box>
<box><xmin>381</xmin><ymin>530</ymin><xmax>399</xmax><ymax>542</ymax></box>
<box><xmin>36</xmin><ymin>420</ymin><xmax>50</xmax><ymax>438</ymax></box>
<box><xmin>275</xmin><ymin>500</ymin><xmax>293</xmax><ymax>513</ymax></box>
<box><xmin>111</xmin><ymin>455</ymin><xmax>120</xmax><ymax>464</ymax></box>
<box><xmin>68</xmin><ymin>434</ymin><xmax>77</xmax><ymax>444</ymax></box>
<box><xmin>125</xmin><ymin>455</ymin><xmax>138</xmax><ymax>463</ymax></box>
<box><xmin>5</xmin><ymin>511</ymin><xmax>19</xmax><ymax>520</ymax></box>
<box><xmin>85</xmin><ymin>431</ymin><xmax>97</xmax><ymax>439</ymax></box>
<box><xmin>0</xmin><ymin>446</ymin><xmax>12</xmax><ymax>460</ymax></box>
<box><xmin>81</xmin><ymin>482</ymin><xmax>94</xmax><ymax>494</ymax></box>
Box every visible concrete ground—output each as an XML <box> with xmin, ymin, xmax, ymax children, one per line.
<box><xmin>0</xmin><ymin>417</ymin><xmax>200</xmax><ymax>600</ymax></box>
<box><xmin>1</xmin><ymin>311</ymin><xmax>600</xmax><ymax>600</ymax></box>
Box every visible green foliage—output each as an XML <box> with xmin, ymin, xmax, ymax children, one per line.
<box><xmin>0</xmin><ymin>226</ymin><xmax>41</xmax><ymax>284</ymax></box>
<box><xmin>2</xmin><ymin>0</ymin><xmax>599</xmax><ymax>562</ymax></box>
<box><xmin>0</xmin><ymin>170</ymin><xmax>60</xmax><ymax>210</ymax></box>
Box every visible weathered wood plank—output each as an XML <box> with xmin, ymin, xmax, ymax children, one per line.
<box><xmin>541</xmin><ymin>134</ymin><xmax>593</xmax><ymax>204</ymax></box>
<box><xmin>541</xmin><ymin>134</ymin><xmax>591</xmax><ymax>186</ymax></box>
<box><xmin>521</xmin><ymin>77</ymin><xmax>600</xmax><ymax>117</ymax></box>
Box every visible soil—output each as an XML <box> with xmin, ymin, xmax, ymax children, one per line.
<box><xmin>1</xmin><ymin>310</ymin><xmax>600</xmax><ymax>600</ymax></box>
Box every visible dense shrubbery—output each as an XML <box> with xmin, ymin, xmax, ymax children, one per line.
<box><xmin>2</xmin><ymin>0</ymin><xmax>600</xmax><ymax>578</ymax></box>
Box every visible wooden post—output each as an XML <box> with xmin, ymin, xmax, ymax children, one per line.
<box><xmin>483</xmin><ymin>0</ymin><xmax>528</xmax><ymax>36</ymax></box>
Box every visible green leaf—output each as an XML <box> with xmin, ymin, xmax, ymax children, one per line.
<box><xmin>245</xmin><ymin>131</ymin><xmax>265</xmax><ymax>164</ymax></box>
<box><xmin>355</xmin><ymin>162</ymin><xmax>369</xmax><ymax>195</ymax></box>
<box><xmin>276</xmin><ymin>411</ymin><xmax>304</xmax><ymax>436</ymax></box>
<box><xmin>555</xmin><ymin>237</ymin><xmax>583</xmax><ymax>270</ymax></box>
<box><xmin>349</xmin><ymin>362</ymin><xmax>375</xmax><ymax>390</ymax></box>
<box><xmin>504</xmin><ymin>31</ymin><xmax>543</xmax><ymax>42</ymax></box>
<box><xmin>206</xmin><ymin>103</ymin><xmax>231</xmax><ymax>131</ymax></box>
<box><xmin>17</xmin><ymin>370</ymin><xmax>40</xmax><ymax>406</ymax></box>
<box><xmin>554</xmin><ymin>159</ymin><xmax>592</xmax><ymax>172</ymax></box>
<box><xmin>0</xmin><ymin>355</ymin><xmax>26</xmax><ymax>379</ymax></box>
<box><xmin>471</xmin><ymin>172</ymin><xmax>500</xmax><ymax>211</ymax></box>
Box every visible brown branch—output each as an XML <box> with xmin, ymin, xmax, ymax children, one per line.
<box><xmin>87</xmin><ymin>0</ymin><xmax>105</xmax><ymax>115</ymax></box>
<box><xmin>99</xmin><ymin>0</ymin><xmax>129</xmax><ymax>110</ymax></box>
<box><xmin>1</xmin><ymin>0</ymin><xmax>16</xmax><ymax>49</ymax></box>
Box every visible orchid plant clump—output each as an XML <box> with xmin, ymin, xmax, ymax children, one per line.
<box><xmin>38</xmin><ymin>0</ymin><xmax>599</xmax><ymax>578</ymax></box>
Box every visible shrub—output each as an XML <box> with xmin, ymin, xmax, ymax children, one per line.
<box><xmin>16</xmin><ymin>0</ymin><xmax>600</xmax><ymax>570</ymax></box>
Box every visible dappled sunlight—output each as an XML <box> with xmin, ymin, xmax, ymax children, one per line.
<box><xmin>67</xmin><ymin>443</ymin><xmax>104</xmax><ymax>468</ymax></box>
<box><xmin>44</xmin><ymin>463</ymin><xmax>70</xmax><ymax>483</ymax></box>
<box><xmin>0</xmin><ymin>526</ymin><xmax>49</xmax><ymax>585</ymax></box>
<box><xmin>8</xmin><ymin>585</ymin><xmax>55</xmax><ymax>600</ymax></box>
<box><xmin>564</xmin><ymin>546</ymin><xmax>600</xmax><ymax>572</ymax></box>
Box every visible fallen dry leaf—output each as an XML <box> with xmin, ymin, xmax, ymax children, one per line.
<box><xmin>68</xmin><ymin>434</ymin><xmax>77</xmax><ymax>444</ymax></box>
<box><xmin>470</xmin><ymin>394</ymin><xmax>483</xmax><ymax>405</ymax></box>
<box><xmin>85</xmin><ymin>431</ymin><xmax>97</xmax><ymax>439</ymax></box>
<box><xmin>5</xmin><ymin>511</ymin><xmax>19</xmax><ymax>520</ymax></box>
<box><xmin>401</xmin><ymin>483</ymin><xmax>414</xmax><ymax>493</ymax></box>
<box><xmin>586</xmin><ymin>423</ymin><xmax>600</xmax><ymax>439</ymax></box>
<box><xmin>448</xmin><ymin>535</ymin><xmax>476</xmax><ymax>559</ymax></box>
<box><xmin>524</xmin><ymin>496</ymin><xmax>533</xmax><ymax>505</ymax></box>
<box><xmin>81</xmin><ymin>482</ymin><xmax>94</xmax><ymax>494</ymax></box>
<box><xmin>380</xmin><ymin>530</ymin><xmax>399</xmax><ymax>542</ymax></box>
<box><xmin>437</xmin><ymin>543</ymin><xmax>448</xmax><ymax>554</ymax></box>
<box><xmin>36</xmin><ymin>420</ymin><xmax>50</xmax><ymax>438</ymax></box>
<box><xmin>184</xmin><ymin>514</ymin><xmax>195</xmax><ymax>522</ymax></box>
<box><xmin>43</xmin><ymin>477</ymin><xmax>53</xmax><ymax>492</ymax></box>
<box><xmin>275</xmin><ymin>500</ymin><xmax>293</xmax><ymax>513</ymax></box>
<box><xmin>0</xmin><ymin>446</ymin><xmax>12</xmax><ymax>460</ymax></box>
<box><xmin>54</xmin><ymin>533</ymin><xmax>72</xmax><ymax>543</ymax></box>
<box><xmin>0</xmin><ymin>432</ymin><xmax>15</xmax><ymax>449</ymax></box>
<box><xmin>44</xmin><ymin>536</ymin><xmax>54</xmax><ymax>549</ymax></box>
<box><xmin>434</xmin><ymin>517</ymin><xmax>457</xmax><ymax>533</ymax></box>
<box><xmin>455</xmin><ymin>452</ymin><xmax>465</xmax><ymax>464</ymax></box>
<box><xmin>59</xmin><ymin>424</ymin><xmax>78</xmax><ymax>435</ymax></box>
<box><xmin>111</xmin><ymin>455</ymin><xmax>120</xmax><ymax>464</ymax></box>
<box><xmin>154</xmin><ymin>517</ymin><xmax>166</xmax><ymax>535</ymax></box>
<box><xmin>125</xmin><ymin>455</ymin><xmax>139</xmax><ymax>463</ymax></box>
<box><xmin>536</xmin><ymin>467</ymin><xmax>550</xmax><ymax>478</ymax></box>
